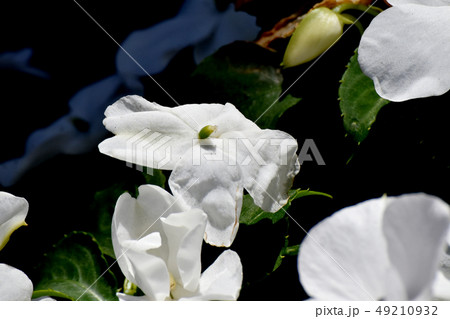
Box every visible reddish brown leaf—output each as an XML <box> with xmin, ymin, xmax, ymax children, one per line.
<box><xmin>254</xmin><ymin>11</ymin><xmax>305</xmax><ymax>50</ymax></box>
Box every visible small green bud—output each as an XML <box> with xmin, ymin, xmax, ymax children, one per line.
<box><xmin>123</xmin><ymin>278</ymin><xmax>138</xmax><ymax>295</ymax></box>
<box><xmin>282</xmin><ymin>7</ymin><xmax>344</xmax><ymax>68</ymax></box>
<box><xmin>198</xmin><ymin>125</ymin><xmax>217</xmax><ymax>139</ymax></box>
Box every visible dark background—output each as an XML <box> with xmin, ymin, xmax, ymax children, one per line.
<box><xmin>1</xmin><ymin>0</ymin><xmax>449</xmax><ymax>300</ymax></box>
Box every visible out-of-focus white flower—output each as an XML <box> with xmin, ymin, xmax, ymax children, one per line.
<box><xmin>0</xmin><ymin>191</ymin><xmax>33</xmax><ymax>301</ymax></box>
<box><xmin>117</xmin><ymin>0</ymin><xmax>260</xmax><ymax>91</ymax></box>
<box><xmin>358</xmin><ymin>0</ymin><xmax>450</xmax><ymax>101</ymax></box>
<box><xmin>0</xmin><ymin>1</ymin><xmax>259</xmax><ymax>187</ymax></box>
<box><xmin>298</xmin><ymin>193</ymin><xmax>450</xmax><ymax>300</ymax></box>
<box><xmin>0</xmin><ymin>75</ymin><xmax>126</xmax><ymax>187</ymax></box>
<box><xmin>0</xmin><ymin>48</ymin><xmax>49</xmax><ymax>78</ymax></box>
<box><xmin>99</xmin><ymin>95</ymin><xmax>299</xmax><ymax>247</ymax></box>
<box><xmin>112</xmin><ymin>184</ymin><xmax>243</xmax><ymax>300</ymax></box>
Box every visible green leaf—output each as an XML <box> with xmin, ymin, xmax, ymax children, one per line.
<box><xmin>273</xmin><ymin>235</ymin><xmax>300</xmax><ymax>272</ymax></box>
<box><xmin>142</xmin><ymin>169</ymin><xmax>166</xmax><ymax>189</ymax></box>
<box><xmin>33</xmin><ymin>231</ymin><xmax>118</xmax><ymax>301</ymax></box>
<box><xmin>339</xmin><ymin>50</ymin><xmax>390</xmax><ymax>143</ymax></box>
<box><xmin>272</xmin><ymin>254</ymin><xmax>284</xmax><ymax>273</ymax></box>
<box><xmin>192</xmin><ymin>42</ymin><xmax>301</xmax><ymax>129</ymax></box>
<box><xmin>239</xmin><ymin>188</ymin><xmax>332</xmax><ymax>226</ymax></box>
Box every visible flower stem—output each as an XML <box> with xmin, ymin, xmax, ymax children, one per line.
<box><xmin>332</xmin><ymin>4</ymin><xmax>382</xmax><ymax>17</ymax></box>
<box><xmin>339</xmin><ymin>13</ymin><xmax>364</xmax><ymax>35</ymax></box>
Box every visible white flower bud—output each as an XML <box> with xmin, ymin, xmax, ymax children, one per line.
<box><xmin>282</xmin><ymin>7</ymin><xmax>344</xmax><ymax>67</ymax></box>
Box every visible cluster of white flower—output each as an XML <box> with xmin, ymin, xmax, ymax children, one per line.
<box><xmin>98</xmin><ymin>95</ymin><xmax>450</xmax><ymax>301</ymax></box>
<box><xmin>97</xmin><ymin>0</ymin><xmax>450</xmax><ymax>297</ymax></box>
<box><xmin>98</xmin><ymin>95</ymin><xmax>300</xmax><ymax>300</ymax></box>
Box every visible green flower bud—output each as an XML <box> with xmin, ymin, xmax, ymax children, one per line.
<box><xmin>282</xmin><ymin>7</ymin><xmax>344</xmax><ymax>68</ymax></box>
<box><xmin>198</xmin><ymin>125</ymin><xmax>217</xmax><ymax>139</ymax></box>
<box><xmin>123</xmin><ymin>278</ymin><xmax>138</xmax><ymax>295</ymax></box>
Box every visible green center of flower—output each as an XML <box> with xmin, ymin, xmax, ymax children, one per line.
<box><xmin>169</xmin><ymin>272</ymin><xmax>177</xmax><ymax>299</ymax></box>
<box><xmin>169</xmin><ymin>273</ymin><xmax>176</xmax><ymax>292</ymax></box>
<box><xmin>198</xmin><ymin>125</ymin><xmax>217</xmax><ymax>139</ymax></box>
<box><xmin>123</xmin><ymin>278</ymin><xmax>138</xmax><ymax>295</ymax></box>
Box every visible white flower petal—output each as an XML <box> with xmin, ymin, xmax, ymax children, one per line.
<box><xmin>99</xmin><ymin>96</ymin><xmax>198</xmax><ymax>170</ymax></box>
<box><xmin>229</xmin><ymin>129</ymin><xmax>299</xmax><ymax>212</ymax></box>
<box><xmin>103</xmin><ymin>95</ymin><xmax>165</xmax><ymax>117</ymax></box>
<box><xmin>0</xmin><ymin>192</ymin><xmax>28</xmax><ymax>250</ymax></box>
<box><xmin>389</xmin><ymin>0</ymin><xmax>450</xmax><ymax>6</ymax></box>
<box><xmin>121</xmin><ymin>232</ymin><xmax>162</xmax><ymax>252</ymax></box>
<box><xmin>32</xmin><ymin>296</ymin><xmax>56</xmax><ymax>301</ymax></box>
<box><xmin>179</xmin><ymin>250</ymin><xmax>243</xmax><ymax>300</ymax></box>
<box><xmin>112</xmin><ymin>185</ymin><xmax>187</xmax><ymax>300</ymax></box>
<box><xmin>0</xmin><ymin>264</ymin><xmax>33</xmax><ymax>301</ymax></box>
<box><xmin>116</xmin><ymin>293</ymin><xmax>151</xmax><ymax>301</ymax></box>
<box><xmin>161</xmin><ymin>209</ymin><xmax>207</xmax><ymax>292</ymax></box>
<box><xmin>358</xmin><ymin>4</ymin><xmax>450</xmax><ymax>101</ymax></box>
<box><xmin>169</xmin><ymin>144</ymin><xmax>243</xmax><ymax>247</ymax></box>
<box><xmin>298</xmin><ymin>197</ymin><xmax>400</xmax><ymax>300</ymax></box>
<box><xmin>382</xmin><ymin>193</ymin><xmax>450</xmax><ymax>300</ymax></box>
<box><xmin>167</xmin><ymin>102</ymin><xmax>259</xmax><ymax>134</ymax></box>
<box><xmin>432</xmin><ymin>271</ymin><xmax>450</xmax><ymax>300</ymax></box>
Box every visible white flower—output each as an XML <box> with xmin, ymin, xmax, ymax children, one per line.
<box><xmin>358</xmin><ymin>0</ymin><xmax>450</xmax><ymax>101</ymax></box>
<box><xmin>298</xmin><ymin>193</ymin><xmax>450</xmax><ymax>300</ymax></box>
<box><xmin>112</xmin><ymin>184</ymin><xmax>243</xmax><ymax>300</ymax></box>
<box><xmin>282</xmin><ymin>7</ymin><xmax>345</xmax><ymax>68</ymax></box>
<box><xmin>0</xmin><ymin>192</ymin><xmax>28</xmax><ymax>251</ymax></box>
<box><xmin>0</xmin><ymin>192</ymin><xmax>33</xmax><ymax>301</ymax></box>
<box><xmin>0</xmin><ymin>263</ymin><xmax>33</xmax><ymax>301</ymax></box>
<box><xmin>99</xmin><ymin>95</ymin><xmax>300</xmax><ymax>247</ymax></box>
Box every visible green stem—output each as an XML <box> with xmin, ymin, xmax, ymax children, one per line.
<box><xmin>332</xmin><ymin>4</ymin><xmax>382</xmax><ymax>17</ymax></box>
<box><xmin>340</xmin><ymin>13</ymin><xmax>365</xmax><ymax>35</ymax></box>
